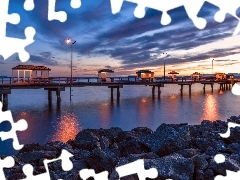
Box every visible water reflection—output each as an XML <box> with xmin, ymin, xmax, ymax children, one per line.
<box><xmin>201</xmin><ymin>94</ymin><xmax>219</xmax><ymax>121</ymax></box>
<box><xmin>99</xmin><ymin>101</ymin><xmax>112</xmax><ymax>128</ymax></box>
<box><xmin>51</xmin><ymin>112</ymin><xmax>81</xmax><ymax>142</ymax></box>
<box><xmin>138</xmin><ymin>97</ymin><xmax>151</xmax><ymax>127</ymax></box>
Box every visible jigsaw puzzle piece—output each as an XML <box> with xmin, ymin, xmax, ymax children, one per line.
<box><xmin>218</xmin><ymin>122</ymin><xmax>240</xmax><ymax>138</ymax></box>
<box><xmin>21</xmin><ymin>149</ymin><xmax>74</xmax><ymax>180</ymax></box>
<box><xmin>232</xmin><ymin>83</ymin><xmax>240</xmax><ymax>95</ymax></box>
<box><xmin>110</xmin><ymin>0</ymin><xmax>207</xmax><ymax>28</ymax></box>
<box><xmin>0</xmin><ymin>0</ymin><xmax>36</xmax><ymax>62</ymax></box>
<box><xmin>0</xmin><ymin>102</ymin><xmax>28</xmax><ymax>150</ymax></box>
<box><xmin>214</xmin><ymin>170</ymin><xmax>240</xmax><ymax>180</ymax></box>
<box><xmin>0</xmin><ymin>156</ymin><xmax>15</xmax><ymax>180</ymax></box>
<box><xmin>22</xmin><ymin>164</ymin><xmax>50</xmax><ymax>180</ymax></box>
<box><xmin>207</xmin><ymin>0</ymin><xmax>240</xmax><ymax>35</ymax></box>
<box><xmin>79</xmin><ymin>169</ymin><xmax>109</xmax><ymax>180</ymax></box>
<box><xmin>115</xmin><ymin>159</ymin><xmax>158</xmax><ymax>180</ymax></box>
<box><xmin>70</xmin><ymin>0</ymin><xmax>81</xmax><ymax>9</ymax></box>
<box><xmin>24</xmin><ymin>0</ymin><xmax>35</xmax><ymax>11</ymax></box>
<box><xmin>48</xmin><ymin>0</ymin><xmax>81</xmax><ymax>22</ymax></box>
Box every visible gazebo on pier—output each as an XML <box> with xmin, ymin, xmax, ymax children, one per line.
<box><xmin>136</xmin><ymin>70</ymin><xmax>154</xmax><ymax>82</ymax></box>
<box><xmin>12</xmin><ymin>65</ymin><xmax>51</xmax><ymax>83</ymax></box>
<box><xmin>191</xmin><ymin>72</ymin><xmax>202</xmax><ymax>81</ymax></box>
<box><xmin>168</xmin><ymin>71</ymin><xmax>179</xmax><ymax>81</ymax></box>
<box><xmin>98</xmin><ymin>69</ymin><xmax>114</xmax><ymax>82</ymax></box>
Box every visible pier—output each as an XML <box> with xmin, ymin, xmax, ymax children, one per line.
<box><xmin>0</xmin><ymin>76</ymin><xmax>237</xmax><ymax>110</ymax></box>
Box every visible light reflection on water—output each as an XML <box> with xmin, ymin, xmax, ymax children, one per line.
<box><xmin>51</xmin><ymin>112</ymin><xmax>81</xmax><ymax>142</ymax></box>
<box><xmin>1</xmin><ymin>84</ymin><xmax>240</xmax><ymax>155</ymax></box>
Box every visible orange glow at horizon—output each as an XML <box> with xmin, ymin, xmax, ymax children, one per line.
<box><xmin>52</xmin><ymin>112</ymin><xmax>81</xmax><ymax>142</ymax></box>
<box><xmin>201</xmin><ymin>94</ymin><xmax>219</xmax><ymax>121</ymax></box>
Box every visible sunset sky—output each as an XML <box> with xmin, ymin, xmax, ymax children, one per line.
<box><xmin>1</xmin><ymin>0</ymin><xmax>240</xmax><ymax>77</ymax></box>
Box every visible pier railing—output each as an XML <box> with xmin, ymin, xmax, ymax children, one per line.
<box><xmin>0</xmin><ymin>76</ymin><xmax>238</xmax><ymax>86</ymax></box>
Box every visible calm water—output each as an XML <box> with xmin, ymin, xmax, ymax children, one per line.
<box><xmin>1</xmin><ymin>84</ymin><xmax>239</xmax><ymax>155</ymax></box>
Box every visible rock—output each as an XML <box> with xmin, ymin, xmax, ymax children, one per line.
<box><xmin>74</xmin><ymin>130</ymin><xmax>100</xmax><ymax>151</ymax></box>
<box><xmin>84</xmin><ymin>148</ymin><xmax>118</xmax><ymax>173</ymax></box>
<box><xmin>192</xmin><ymin>138</ymin><xmax>226</xmax><ymax>154</ymax></box>
<box><xmin>208</xmin><ymin>158</ymin><xmax>239</xmax><ymax>176</ymax></box>
<box><xmin>194</xmin><ymin>170</ymin><xmax>204</xmax><ymax>180</ymax></box>
<box><xmin>227</xmin><ymin>143</ymin><xmax>240</xmax><ymax>154</ymax></box>
<box><xmin>118</xmin><ymin>139</ymin><xmax>150</xmax><ymax>157</ymax></box>
<box><xmin>191</xmin><ymin>154</ymin><xmax>208</xmax><ymax>170</ymax></box>
<box><xmin>17</xmin><ymin>150</ymin><xmax>58</xmax><ymax>164</ymax></box>
<box><xmin>203</xmin><ymin>169</ymin><xmax>214</xmax><ymax>180</ymax></box>
<box><xmin>141</xmin><ymin>124</ymin><xmax>192</xmax><ymax>156</ymax></box>
<box><xmin>222</xmin><ymin>127</ymin><xmax>240</xmax><ymax>144</ymax></box>
<box><xmin>176</xmin><ymin>148</ymin><xmax>201</xmax><ymax>158</ymax></box>
<box><xmin>145</xmin><ymin>154</ymin><xmax>194</xmax><ymax>180</ymax></box>
<box><xmin>18</xmin><ymin>143</ymin><xmax>57</xmax><ymax>154</ymax></box>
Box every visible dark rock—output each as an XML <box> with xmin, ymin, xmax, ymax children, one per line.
<box><xmin>222</xmin><ymin>127</ymin><xmax>240</xmax><ymax>144</ymax></box>
<box><xmin>99</xmin><ymin>136</ymin><xmax>110</xmax><ymax>149</ymax></box>
<box><xmin>176</xmin><ymin>148</ymin><xmax>201</xmax><ymax>158</ymax></box>
<box><xmin>18</xmin><ymin>143</ymin><xmax>57</xmax><ymax>154</ymax></box>
<box><xmin>145</xmin><ymin>154</ymin><xmax>194</xmax><ymax>180</ymax></box>
<box><xmin>141</xmin><ymin>124</ymin><xmax>192</xmax><ymax>156</ymax></box>
<box><xmin>74</xmin><ymin>130</ymin><xmax>100</xmax><ymax>151</ymax></box>
<box><xmin>194</xmin><ymin>170</ymin><xmax>204</xmax><ymax>180</ymax></box>
<box><xmin>84</xmin><ymin>148</ymin><xmax>118</xmax><ymax>173</ymax></box>
<box><xmin>208</xmin><ymin>158</ymin><xmax>239</xmax><ymax>176</ymax></box>
<box><xmin>227</xmin><ymin>143</ymin><xmax>240</xmax><ymax>154</ymax></box>
<box><xmin>17</xmin><ymin>150</ymin><xmax>58</xmax><ymax>164</ymax></box>
<box><xmin>118</xmin><ymin>139</ymin><xmax>150</xmax><ymax>157</ymax></box>
<box><xmin>203</xmin><ymin>169</ymin><xmax>214</xmax><ymax>180</ymax></box>
<box><xmin>8</xmin><ymin>173</ymin><xmax>26</xmax><ymax>180</ymax></box>
<box><xmin>191</xmin><ymin>154</ymin><xmax>208</xmax><ymax>170</ymax></box>
<box><xmin>192</xmin><ymin>138</ymin><xmax>226</xmax><ymax>153</ymax></box>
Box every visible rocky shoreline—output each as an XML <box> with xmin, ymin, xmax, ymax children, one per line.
<box><xmin>2</xmin><ymin>116</ymin><xmax>240</xmax><ymax>180</ymax></box>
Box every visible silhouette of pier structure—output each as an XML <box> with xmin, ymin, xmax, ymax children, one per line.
<box><xmin>0</xmin><ymin>76</ymin><xmax>236</xmax><ymax>110</ymax></box>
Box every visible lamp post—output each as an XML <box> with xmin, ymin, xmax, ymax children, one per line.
<box><xmin>66</xmin><ymin>38</ymin><xmax>76</xmax><ymax>101</ymax></box>
<box><xmin>212</xmin><ymin>58</ymin><xmax>214</xmax><ymax>74</ymax></box>
<box><xmin>162</xmin><ymin>52</ymin><xmax>167</xmax><ymax>80</ymax></box>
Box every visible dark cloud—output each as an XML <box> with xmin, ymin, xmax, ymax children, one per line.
<box><xmin>2</xmin><ymin>0</ymin><xmax>239</xmax><ymax>74</ymax></box>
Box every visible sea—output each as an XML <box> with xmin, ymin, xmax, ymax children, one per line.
<box><xmin>0</xmin><ymin>83</ymin><xmax>239</xmax><ymax>155</ymax></box>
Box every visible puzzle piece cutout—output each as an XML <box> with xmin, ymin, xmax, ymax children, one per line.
<box><xmin>206</xmin><ymin>0</ymin><xmax>240</xmax><ymax>35</ymax></box>
<box><xmin>21</xmin><ymin>149</ymin><xmax>73</xmax><ymax>180</ymax></box>
<box><xmin>110</xmin><ymin>0</ymin><xmax>240</xmax><ymax>35</ymax></box>
<box><xmin>214</xmin><ymin>153</ymin><xmax>240</xmax><ymax>179</ymax></box>
<box><xmin>79</xmin><ymin>169</ymin><xmax>109</xmax><ymax>180</ymax></box>
<box><xmin>0</xmin><ymin>156</ymin><xmax>15</xmax><ymax>180</ymax></box>
<box><xmin>231</xmin><ymin>83</ymin><xmax>240</xmax><ymax>96</ymax></box>
<box><xmin>0</xmin><ymin>102</ymin><xmax>28</xmax><ymax>150</ymax></box>
<box><xmin>213</xmin><ymin>121</ymin><xmax>240</xmax><ymax>179</ymax></box>
<box><xmin>0</xmin><ymin>0</ymin><xmax>36</xmax><ymax>62</ymax></box>
<box><xmin>24</xmin><ymin>0</ymin><xmax>35</xmax><ymax>11</ymax></box>
<box><xmin>115</xmin><ymin>159</ymin><xmax>158</xmax><ymax>180</ymax></box>
<box><xmin>215</xmin><ymin>170</ymin><xmax>240</xmax><ymax>180</ymax></box>
<box><xmin>218</xmin><ymin>122</ymin><xmax>240</xmax><ymax>138</ymax></box>
<box><xmin>48</xmin><ymin>0</ymin><xmax>81</xmax><ymax>22</ymax></box>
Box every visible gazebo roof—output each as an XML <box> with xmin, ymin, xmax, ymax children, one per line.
<box><xmin>192</xmin><ymin>72</ymin><xmax>201</xmax><ymax>75</ymax></box>
<box><xmin>98</xmin><ymin>69</ymin><xmax>114</xmax><ymax>73</ymax></box>
<box><xmin>136</xmin><ymin>70</ymin><xmax>154</xmax><ymax>73</ymax></box>
<box><xmin>12</xmin><ymin>65</ymin><xmax>51</xmax><ymax>70</ymax></box>
<box><xmin>168</xmin><ymin>71</ymin><xmax>179</xmax><ymax>74</ymax></box>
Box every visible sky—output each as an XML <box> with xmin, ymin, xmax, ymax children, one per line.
<box><xmin>1</xmin><ymin>0</ymin><xmax>240</xmax><ymax>77</ymax></box>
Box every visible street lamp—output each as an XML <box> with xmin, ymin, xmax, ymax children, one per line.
<box><xmin>162</xmin><ymin>52</ymin><xmax>167</xmax><ymax>80</ymax></box>
<box><xmin>65</xmin><ymin>38</ymin><xmax>76</xmax><ymax>101</ymax></box>
<box><xmin>212</xmin><ymin>58</ymin><xmax>214</xmax><ymax>74</ymax></box>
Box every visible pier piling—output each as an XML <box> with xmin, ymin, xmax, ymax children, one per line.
<box><xmin>178</xmin><ymin>83</ymin><xmax>192</xmax><ymax>96</ymax></box>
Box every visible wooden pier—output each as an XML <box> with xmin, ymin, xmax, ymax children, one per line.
<box><xmin>0</xmin><ymin>76</ymin><xmax>237</xmax><ymax>110</ymax></box>
<box><xmin>178</xmin><ymin>82</ymin><xmax>192</xmax><ymax>96</ymax></box>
